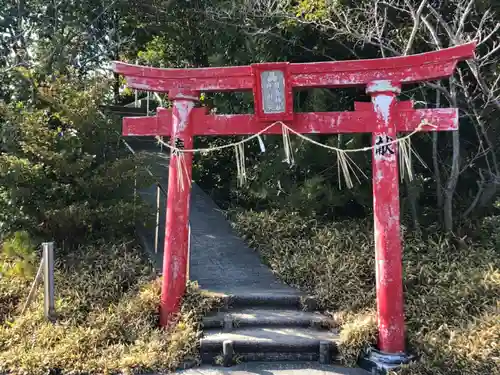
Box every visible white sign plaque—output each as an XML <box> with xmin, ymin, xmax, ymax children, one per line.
<box><xmin>261</xmin><ymin>70</ymin><xmax>286</xmax><ymax>114</ymax></box>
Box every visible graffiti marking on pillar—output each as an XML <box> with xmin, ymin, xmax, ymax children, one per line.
<box><xmin>374</xmin><ymin>134</ymin><xmax>395</xmax><ymax>161</ymax></box>
<box><xmin>174</xmin><ymin>138</ymin><xmax>185</xmax><ymax>149</ymax></box>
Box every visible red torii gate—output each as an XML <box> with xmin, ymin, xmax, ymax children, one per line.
<box><xmin>114</xmin><ymin>43</ymin><xmax>475</xmax><ymax>360</ymax></box>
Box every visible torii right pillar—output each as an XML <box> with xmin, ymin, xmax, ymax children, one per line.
<box><xmin>368</xmin><ymin>81</ymin><xmax>406</xmax><ymax>355</ymax></box>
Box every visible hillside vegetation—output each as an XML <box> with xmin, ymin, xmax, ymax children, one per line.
<box><xmin>0</xmin><ymin>68</ymin><xmax>214</xmax><ymax>374</ymax></box>
<box><xmin>1</xmin><ymin>0</ymin><xmax>499</xmax><ymax>374</ymax></box>
<box><xmin>232</xmin><ymin>210</ymin><xmax>499</xmax><ymax>374</ymax></box>
<box><xmin>0</xmin><ymin>240</ymin><xmax>217</xmax><ymax>374</ymax></box>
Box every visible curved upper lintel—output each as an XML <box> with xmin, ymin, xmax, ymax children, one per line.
<box><xmin>291</xmin><ymin>42</ymin><xmax>476</xmax><ymax>87</ymax></box>
<box><xmin>113</xmin><ymin>42</ymin><xmax>476</xmax><ymax>92</ymax></box>
<box><xmin>112</xmin><ymin>62</ymin><xmax>253</xmax><ymax>92</ymax></box>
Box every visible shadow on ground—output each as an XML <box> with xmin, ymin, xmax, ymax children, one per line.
<box><xmin>174</xmin><ymin>362</ymin><xmax>369</xmax><ymax>374</ymax></box>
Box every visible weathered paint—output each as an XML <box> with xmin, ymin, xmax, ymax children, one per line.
<box><xmin>113</xmin><ymin>43</ymin><xmax>475</xmax><ymax>93</ymax></box>
<box><xmin>367</xmin><ymin>80</ymin><xmax>401</xmax><ymax>95</ymax></box>
<box><xmin>368</xmin><ymin>81</ymin><xmax>406</xmax><ymax>354</ymax></box>
<box><xmin>160</xmin><ymin>91</ymin><xmax>198</xmax><ymax>327</ymax></box>
<box><xmin>373</xmin><ymin>95</ymin><xmax>393</xmax><ymax>124</ymax></box>
<box><xmin>173</xmin><ymin>101</ymin><xmax>195</xmax><ymax>132</ymax></box>
<box><xmin>125</xmin><ymin>75</ymin><xmax>254</xmax><ymax>93</ymax></box>
<box><xmin>122</xmin><ymin>107</ymin><xmax>458</xmax><ymax>137</ymax></box>
<box><xmin>290</xmin><ymin>61</ymin><xmax>459</xmax><ymax>88</ymax></box>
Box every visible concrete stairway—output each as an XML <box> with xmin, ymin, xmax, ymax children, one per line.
<box><xmin>135</xmin><ymin>151</ymin><xmax>366</xmax><ymax>372</ymax></box>
<box><xmin>200</xmin><ymin>297</ymin><xmax>340</xmax><ymax>366</ymax></box>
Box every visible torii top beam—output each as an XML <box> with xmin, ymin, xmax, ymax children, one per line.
<box><xmin>113</xmin><ymin>43</ymin><xmax>475</xmax><ymax>93</ymax></box>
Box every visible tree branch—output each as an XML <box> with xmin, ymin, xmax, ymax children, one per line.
<box><xmin>456</xmin><ymin>0</ymin><xmax>476</xmax><ymax>37</ymax></box>
<box><xmin>404</xmin><ymin>0</ymin><xmax>428</xmax><ymax>55</ymax></box>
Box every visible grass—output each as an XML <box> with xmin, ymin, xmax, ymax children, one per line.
<box><xmin>0</xmin><ymin>240</ymin><xmax>219</xmax><ymax>375</ymax></box>
<box><xmin>231</xmin><ymin>209</ymin><xmax>500</xmax><ymax>375</ymax></box>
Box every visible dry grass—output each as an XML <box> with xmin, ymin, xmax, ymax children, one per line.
<box><xmin>0</xmin><ymin>241</ymin><xmax>219</xmax><ymax>375</ymax></box>
<box><xmin>337</xmin><ymin>311</ymin><xmax>378</xmax><ymax>366</ymax></box>
<box><xmin>231</xmin><ymin>209</ymin><xmax>500</xmax><ymax>374</ymax></box>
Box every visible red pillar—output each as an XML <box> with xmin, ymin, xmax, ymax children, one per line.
<box><xmin>160</xmin><ymin>90</ymin><xmax>198</xmax><ymax>327</ymax></box>
<box><xmin>367</xmin><ymin>80</ymin><xmax>405</xmax><ymax>353</ymax></box>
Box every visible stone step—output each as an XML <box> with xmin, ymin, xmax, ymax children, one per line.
<box><xmin>203</xmin><ymin>308</ymin><xmax>334</xmax><ymax>330</ymax></box>
<box><xmin>210</xmin><ymin>290</ymin><xmax>318</xmax><ymax>311</ymax></box>
<box><xmin>200</xmin><ymin>327</ymin><xmax>339</xmax><ymax>366</ymax></box>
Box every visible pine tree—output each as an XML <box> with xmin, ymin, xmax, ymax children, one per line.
<box><xmin>0</xmin><ymin>71</ymin><xmax>152</xmax><ymax>244</ymax></box>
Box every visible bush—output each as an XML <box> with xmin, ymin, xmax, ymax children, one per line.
<box><xmin>231</xmin><ymin>209</ymin><xmax>500</xmax><ymax>374</ymax></box>
<box><xmin>232</xmin><ymin>210</ymin><xmax>375</xmax><ymax>311</ymax></box>
<box><xmin>0</xmin><ymin>72</ymin><xmax>153</xmax><ymax>244</ymax></box>
<box><xmin>1</xmin><ymin>231</ymin><xmax>36</xmax><ymax>278</ymax></box>
<box><xmin>0</xmin><ymin>241</ymin><xmax>220</xmax><ymax>374</ymax></box>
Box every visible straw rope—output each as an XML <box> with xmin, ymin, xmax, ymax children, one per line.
<box><xmin>155</xmin><ymin>120</ymin><xmax>435</xmax><ymax>155</ymax></box>
<box><xmin>153</xmin><ymin>120</ymin><xmax>436</xmax><ymax>189</ymax></box>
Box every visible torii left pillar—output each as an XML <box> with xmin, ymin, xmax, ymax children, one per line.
<box><xmin>161</xmin><ymin>90</ymin><xmax>198</xmax><ymax>326</ymax></box>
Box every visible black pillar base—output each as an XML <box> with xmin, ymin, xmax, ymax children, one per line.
<box><xmin>358</xmin><ymin>348</ymin><xmax>414</xmax><ymax>374</ymax></box>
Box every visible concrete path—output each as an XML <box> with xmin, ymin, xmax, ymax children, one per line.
<box><xmin>139</xmin><ymin>178</ymin><xmax>301</xmax><ymax>297</ymax></box>
<box><xmin>137</xmin><ymin>153</ymin><xmax>368</xmax><ymax>375</ymax></box>
<box><xmin>188</xmin><ymin>184</ymin><xmax>300</xmax><ymax>296</ymax></box>
<box><xmin>175</xmin><ymin>363</ymin><xmax>368</xmax><ymax>374</ymax></box>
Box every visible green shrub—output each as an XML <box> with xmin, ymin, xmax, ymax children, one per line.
<box><xmin>0</xmin><ymin>241</ymin><xmax>220</xmax><ymax>374</ymax></box>
<box><xmin>1</xmin><ymin>231</ymin><xmax>36</xmax><ymax>278</ymax></box>
<box><xmin>0</xmin><ymin>72</ymin><xmax>153</xmax><ymax>244</ymax></box>
<box><xmin>231</xmin><ymin>209</ymin><xmax>500</xmax><ymax>375</ymax></box>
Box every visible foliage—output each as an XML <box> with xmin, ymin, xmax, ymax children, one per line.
<box><xmin>0</xmin><ymin>72</ymin><xmax>153</xmax><ymax>243</ymax></box>
<box><xmin>3</xmin><ymin>0</ymin><xmax>499</xmax><ymax>231</ymax></box>
<box><xmin>0</xmin><ymin>241</ymin><xmax>220</xmax><ymax>375</ymax></box>
<box><xmin>231</xmin><ymin>209</ymin><xmax>500</xmax><ymax>374</ymax></box>
<box><xmin>0</xmin><ymin>231</ymin><xmax>36</xmax><ymax>278</ymax></box>
<box><xmin>338</xmin><ymin>312</ymin><xmax>377</xmax><ymax>367</ymax></box>
<box><xmin>220</xmin><ymin>0</ymin><xmax>500</xmax><ymax>231</ymax></box>
<box><xmin>156</xmin><ymin>0</ymin><xmax>499</xmax><ymax>232</ymax></box>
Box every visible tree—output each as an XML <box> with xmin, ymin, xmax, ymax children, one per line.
<box><xmin>2</xmin><ymin>0</ymin><xmax>498</xmax><ymax>235</ymax></box>
<box><xmin>0</xmin><ymin>71</ymin><xmax>152</xmax><ymax>244</ymax></box>
<box><xmin>198</xmin><ymin>0</ymin><xmax>500</xmax><ymax>231</ymax></box>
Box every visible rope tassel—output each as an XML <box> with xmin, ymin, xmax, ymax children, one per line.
<box><xmin>235</xmin><ymin>144</ymin><xmax>247</xmax><ymax>187</ymax></box>
<box><xmin>174</xmin><ymin>150</ymin><xmax>190</xmax><ymax>192</ymax></box>
<box><xmin>282</xmin><ymin>125</ymin><xmax>295</xmax><ymax>165</ymax></box>
<box><xmin>398</xmin><ymin>134</ymin><xmax>428</xmax><ymax>182</ymax></box>
<box><xmin>336</xmin><ymin>150</ymin><xmax>367</xmax><ymax>189</ymax></box>
<box><xmin>257</xmin><ymin>135</ymin><xmax>266</xmax><ymax>153</ymax></box>
<box><xmin>399</xmin><ymin>137</ymin><xmax>413</xmax><ymax>181</ymax></box>
<box><xmin>152</xmin><ymin>120</ymin><xmax>434</xmax><ymax>190</ymax></box>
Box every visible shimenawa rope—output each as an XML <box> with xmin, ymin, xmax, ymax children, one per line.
<box><xmin>154</xmin><ymin>120</ymin><xmax>436</xmax><ymax>190</ymax></box>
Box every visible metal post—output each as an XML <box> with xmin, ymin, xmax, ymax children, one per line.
<box><xmin>187</xmin><ymin>222</ymin><xmax>191</xmax><ymax>280</ymax></box>
<box><xmin>133</xmin><ymin>166</ymin><xmax>137</xmax><ymax>221</ymax></box>
<box><xmin>146</xmin><ymin>91</ymin><xmax>150</xmax><ymax>116</ymax></box>
<box><xmin>367</xmin><ymin>80</ymin><xmax>405</xmax><ymax>354</ymax></box>
<box><xmin>160</xmin><ymin>89</ymin><xmax>198</xmax><ymax>327</ymax></box>
<box><xmin>42</xmin><ymin>242</ymin><xmax>55</xmax><ymax>321</ymax></box>
<box><xmin>155</xmin><ymin>184</ymin><xmax>161</xmax><ymax>254</ymax></box>
<box><xmin>134</xmin><ymin>59</ymin><xmax>139</xmax><ymax>108</ymax></box>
